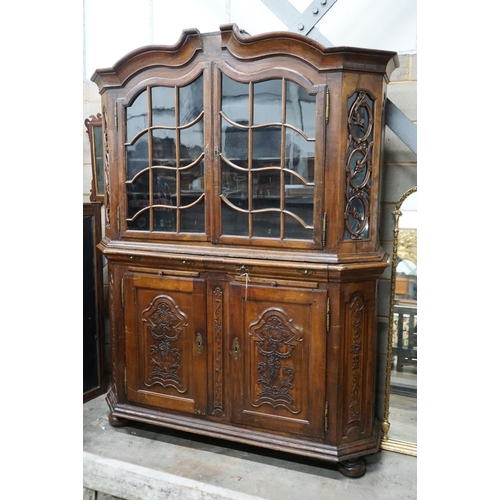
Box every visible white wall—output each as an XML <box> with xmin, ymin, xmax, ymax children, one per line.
<box><xmin>83</xmin><ymin>0</ymin><xmax>417</xmax><ymax>80</ymax></box>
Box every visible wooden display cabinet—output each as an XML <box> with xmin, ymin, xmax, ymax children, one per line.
<box><xmin>91</xmin><ymin>24</ymin><xmax>398</xmax><ymax>478</ymax></box>
<box><xmin>84</xmin><ymin>114</ymin><xmax>105</xmax><ymax>203</ymax></box>
<box><xmin>83</xmin><ymin>202</ymin><xmax>107</xmax><ymax>402</ymax></box>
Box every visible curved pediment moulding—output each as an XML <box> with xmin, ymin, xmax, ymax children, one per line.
<box><xmin>219</xmin><ymin>24</ymin><xmax>398</xmax><ymax>79</ymax></box>
<box><xmin>91</xmin><ymin>28</ymin><xmax>203</xmax><ymax>92</ymax></box>
<box><xmin>91</xmin><ymin>24</ymin><xmax>398</xmax><ymax>92</ymax></box>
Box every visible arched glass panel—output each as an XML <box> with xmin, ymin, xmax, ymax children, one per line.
<box><xmin>125</xmin><ymin>76</ymin><xmax>205</xmax><ymax>234</ymax></box>
<box><xmin>220</xmin><ymin>74</ymin><xmax>317</xmax><ymax>241</ymax></box>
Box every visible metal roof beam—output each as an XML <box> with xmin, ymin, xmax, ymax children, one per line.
<box><xmin>290</xmin><ymin>0</ymin><xmax>338</xmax><ymax>36</ymax></box>
<box><xmin>261</xmin><ymin>0</ymin><xmax>334</xmax><ymax>45</ymax></box>
<box><xmin>385</xmin><ymin>99</ymin><xmax>417</xmax><ymax>154</ymax></box>
<box><xmin>261</xmin><ymin>0</ymin><xmax>417</xmax><ymax>155</ymax></box>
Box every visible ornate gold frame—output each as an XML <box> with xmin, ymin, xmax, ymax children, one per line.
<box><xmin>380</xmin><ymin>186</ymin><xmax>417</xmax><ymax>457</ymax></box>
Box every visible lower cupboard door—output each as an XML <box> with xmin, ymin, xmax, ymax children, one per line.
<box><xmin>124</xmin><ymin>273</ymin><xmax>207</xmax><ymax>415</ymax></box>
<box><xmin>229</xmin><ymin>282</ymin><xmax>327</xmax><ymax>439</ymax></box>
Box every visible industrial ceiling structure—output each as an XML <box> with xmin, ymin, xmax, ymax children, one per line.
<box><xmin>262</xmin><ymin>0</ymin><xmax>416</xmax><ymax>154</ymax></box>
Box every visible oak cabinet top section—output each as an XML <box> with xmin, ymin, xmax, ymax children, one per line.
<box><xmin>92</xmin><ymin>24</ymin><xmax>398</xmax><ymax>264</ymax></box>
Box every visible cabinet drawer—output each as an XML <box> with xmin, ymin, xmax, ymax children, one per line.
<box><xmin>233</xmin><ymin>274</ymin><xmax>318</xmax><ymax>289</ymax></box>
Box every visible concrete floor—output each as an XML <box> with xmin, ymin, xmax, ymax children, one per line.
<box><xmin>83</xmin><ymin>394</ymin><xmax>417</xmax><ymax>500</ymax></box>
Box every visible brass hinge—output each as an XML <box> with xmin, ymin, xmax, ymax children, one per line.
<box><xmin>326</xmin><ymin>297</ymin><xmax>330</xmax><ymax>333</ymax></box>
<box><xmin>121</xmin><ymin>278</ymin><xmax>124</xmax><ymax>308</ymax></box>
<box><xmin>114</xmin><ymin>102</ymin><xmax>118</xmax><ymax>128</ymax></box>
<box><xmin>322</xmin><ymin>213</ymin><xmax>327</xmax><ymax>248</ymax></box>
<box><xmin>124</xmin><ymin>367</ymin><xmax>127</xmax><ymax>395</ymax></box>
<box><xmin>117</xmin><ymin>206</ymin><xmax>121</xmax><ymax>233</ymax></box>
<box><xmin>325</xmin><ymin>88</ymin><xmax>330</xmax><ymax>125</ymax></box>
<box><xmin>324</xmin><ymin>400</ymin><xmax>329</xmax><ymax>432</ymax></box>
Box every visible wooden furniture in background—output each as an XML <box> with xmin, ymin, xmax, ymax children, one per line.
<box><xmin>83</xmin><ymin>203</ymin><xmax>107</xmax><ymax>402</ymax></box>
<box><xmin>393</xmin><ymin>304</ymin><xmax>417</xmax><ymax>373</ymax></box>
<box><xmin>91</xmin><ymin>24</ymin><xmax>398</xmax><ymax>478</ymax></box>
<box><xmin>85</xmin><ymin>114</ymin><xmax>105</xmax><ymax>203</ymax></box>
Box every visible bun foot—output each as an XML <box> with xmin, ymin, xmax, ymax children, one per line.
<box><xmin>338</xmin><ymin>457</ymin><xmax>366</xmax><ymax>478</ymax></box>
<box><xmin>108</xmin><ymin>413</ymin><xmax>128</xmax><ymax>427</ymax></box>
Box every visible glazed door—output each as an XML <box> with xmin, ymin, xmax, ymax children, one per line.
<box><xmin>229</xmin><ymin>283</ymin><xmax>327</xmax><ymax>439</ymax></box>
<box><xmin>121</xmin><ymin>70</ymin><xmax>210</xmax><ymax>240</ymax></box>
<box><xmin>124</xmin><ymin>273</ymin><xmax>207</xmax><ymax>415</ymax></box>
<box><xmin>215</xmin><ymin>68</ymin><xmax>326</xmax><ymax>249</ymax></box>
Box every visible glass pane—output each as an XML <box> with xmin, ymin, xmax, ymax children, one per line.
<box><xmin>127</xmin><ymin>169</ymin><xmax>150</xmax><ymax>224</ymax></box>
<box><xmin>254</xmin><ymin>170</ymin><xmax>281</xmax><ymax>209</ymax></box>
<box><xmin>151</xmin><ymin>86</ymin><xmax>175</xmax><ymax>127</ymax></box>
<box><xmin>221</xmin><ymin>160</ymin><xmax>248</xmax><ymax>208</ymax></box>
<box><xmin>286</xmin><ymin>81</ymin><xmax>316</xmax><ymax>138</ymax></box>
<box><xmin>126</xmin><ymin>134</ymin><xmax>149</xmax><ymax>181</ymax></box>
<box><xmin>284</xmin><ymin>213</ymin><xmax>312</xmax><ymax>240</ymax></box>
<box><xmin>127</xmin><ymin>90</ymin><xmax>148</xmax><ymax>142</ymax></box>
<box><xmin>253</xmin><ymin>211</ymin><xmax>280</xmax><ymax>238</ymax></box>
<box><xmin>180</xmin><ymin>161</ymin><xmax>204</xmax><ymax>192</ymax></box>
<box><xmin>153</xmin><ymin>207</ymin><xmax>175</xmax><ymax>232</ymax></box>
<box><xmin>152</xmin><ymin>129</ymin><xmax>177</xmax><ymax>166</ymax></box>
<box><xmin>180</xmin><ymin>121</ymin><xmax>205</xmax><ymax>196</ymax></box>
<box><xmin>254</xmin><ymin>80</ymin><xmax>282</xmax><ymax>125</ymax></box>
<box><xmin>222</xmin><ymin>203</ymin><xmax>248</xmax><ymax>236</ymax></box>
<box><xmin>222</xmin><ymin>121</ymin><xmax>248</xmax><ymax>160</ymax></box>
<box><xmin>285</xmin><ymin>130</ymin><xmax>314</xmax><ymax>182</ymax></box>
<box><xmin>285</xmin><ymin>184</ymin><xmax>314</xmax><ymax>227</ymax></box>
<box><xmin>179</xmin><ymin>75</ymin><xmax>203</xmax><ymax>126</ymax></box>
<box><xmin>180</xmin><ymin>200</ymin><xmax>205</xmax><ymax>233</ymax></box>
<box><xmin>152</xmin><ymin>169</ymin><xmax>173</xmax><ymax>206</ymax></box>
<box><xmin>222</xmin><ymin>75</ymin><xmax>249</xmax><ymax>123</ymax></box>
<box><xmin>253</xmin><ymin>126</ymin><xmax>281</xmax><ymax>161</ymax></box>
<box><xmin>180</xmin><ymin>120</ymin><xmax>204</xmax><ymax>163</ymax></box>
<box><xmin>128</xmin><ymin>210</ymin><xmax>149</xmax><ymax>231</ymax></box>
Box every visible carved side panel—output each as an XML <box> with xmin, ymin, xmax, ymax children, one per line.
<box><xmin>142</xmin><ymin>295</ymin><xmax>188</xmax><ymax>393</ymax></box>
<box><xmin>249</xmin><ymin>308</ymin><xmax>303</xmax><ymax>414</ymax></box>
<box><xmin>102</xmin><ymin>105</ymin><xmax>111</xmax><ymax>229</ymax></box>
<box><xmin>342</xmin><ymin>290</ymin><xmax>371</xmax><ymax>440</ymax></box>
<box><xmin>347</xmin><ymin>293</ymin><xmax>365</xmax><ymax>427</ymax></box>
<box><xmin>108</xmin><ymin>269</ymin><xmax>117</xmax><ymax>395</ymax></box>
<box><xmin>344</xmin><ymin>91</ymin><xmax>375</xmax><ymax>240</ymax></box>
<box><xmin>212</xmin><ymin>286</ymin><xmax>224</xmax><ymax>415</ymax></box>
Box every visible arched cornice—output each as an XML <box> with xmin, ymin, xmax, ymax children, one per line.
<box><xmin>219</xmin><ymin>24</ymin><xmax>398</xmax><ymax>79</ymax></box>
<box><xmin>91</xmin><ymin>24</ymin><xmax>399</xmax><ymax>93</ymax></box>
<box><xmin>91</xmin><ymin>28</ymin><xmax>203</xmax><ymax>92</ymax></box>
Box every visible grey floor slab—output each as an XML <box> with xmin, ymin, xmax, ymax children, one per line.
<box><xmin>83</xmin><ymin>394</ymin><xmax>417</xmax><ymax>500</ymax></box>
